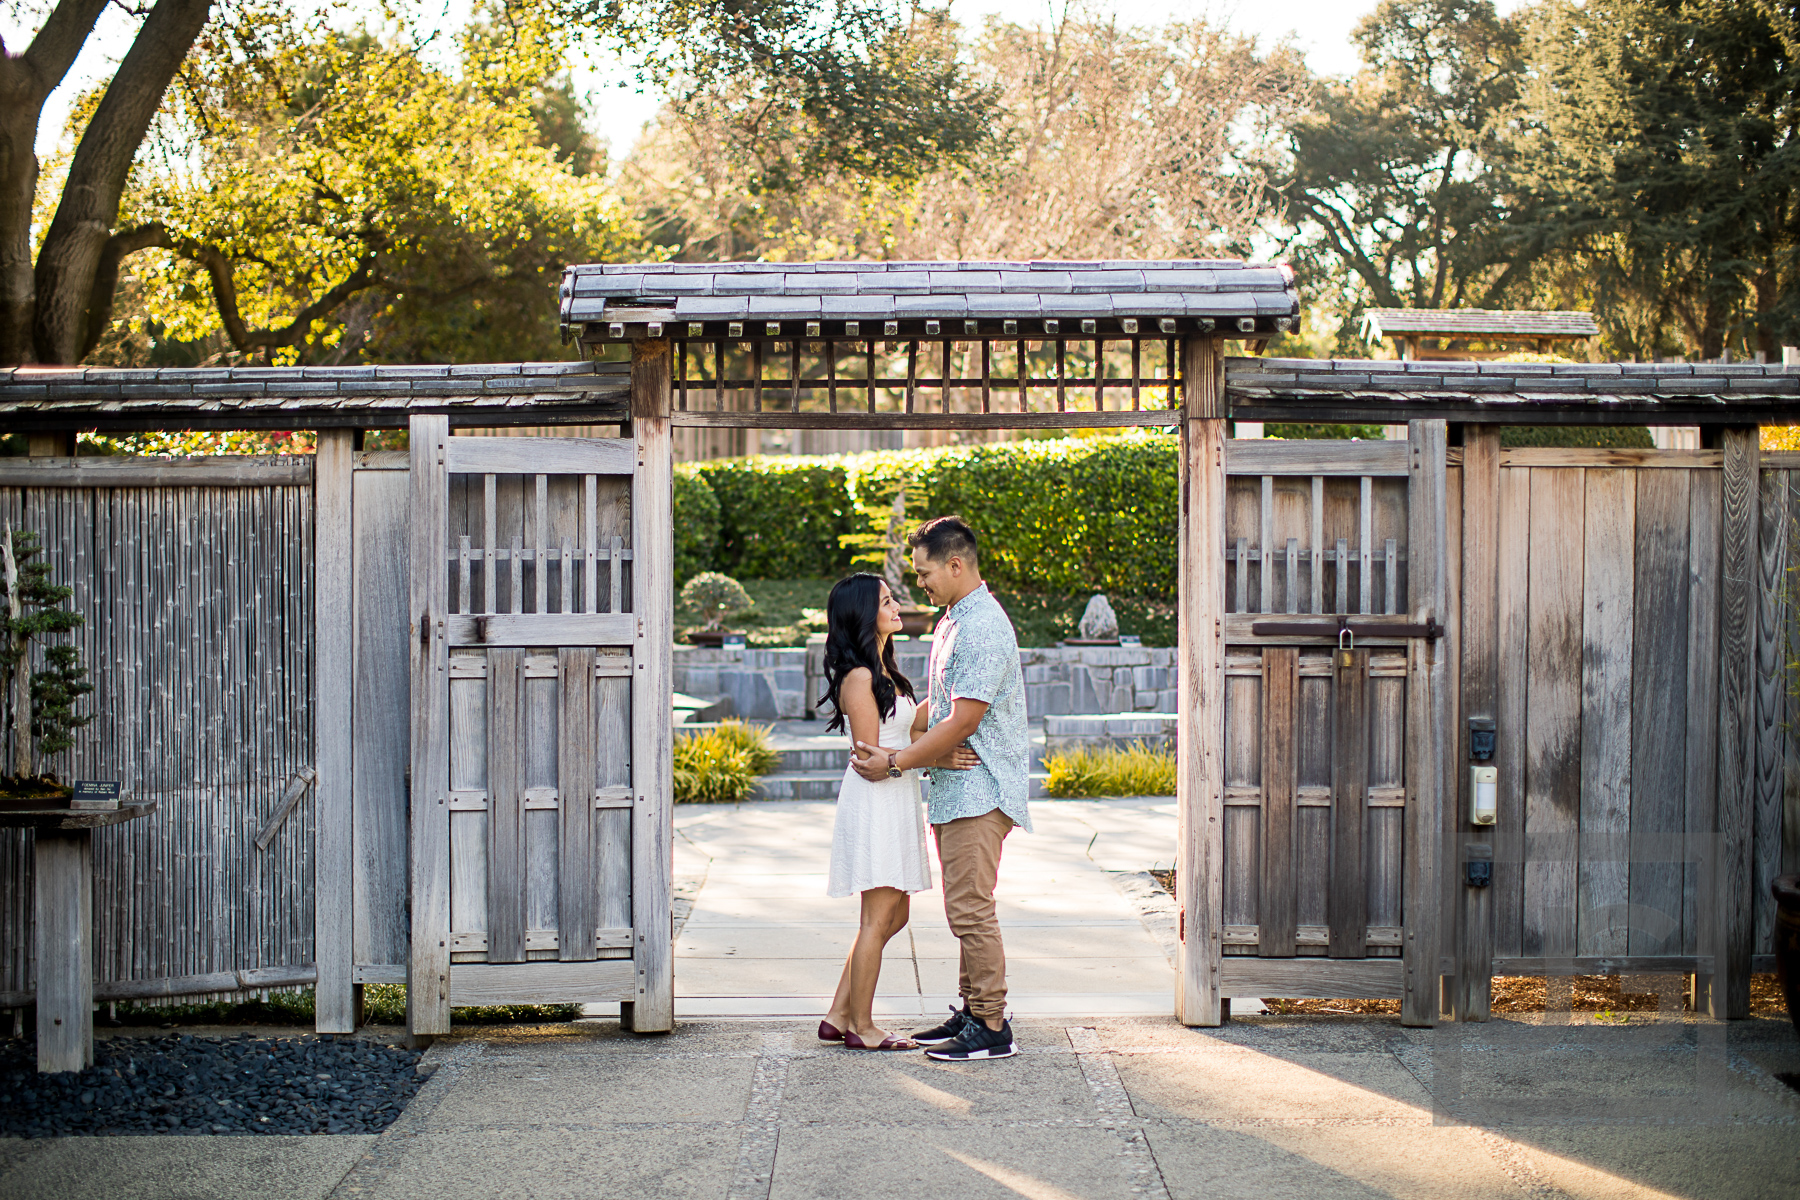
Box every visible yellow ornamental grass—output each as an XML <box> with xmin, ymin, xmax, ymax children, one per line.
<box><xmin>673</xmin><ymin>720</ymin><xmax>779</xmax><ymax>803</ymax></box>
<box><xmin>1042</xmin><ymin>742</ymin><xmax>1176</xmax><ymax>798</ymax></box>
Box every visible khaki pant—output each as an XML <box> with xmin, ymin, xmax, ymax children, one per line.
<box><xmin>933</xmin><ymin>808</ymin><xmax>1014</xmax><ymax>1022</ymax></box>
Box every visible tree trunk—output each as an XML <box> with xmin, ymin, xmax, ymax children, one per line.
<box><xmin>31</xmin><ymin>0</ymin><xmax>210</xmax><ymax>364</ymax></box>
<box><xmin>1</xmin><ymin>528</ymin><xmax>27</xmax><ymax>778</ymax></box>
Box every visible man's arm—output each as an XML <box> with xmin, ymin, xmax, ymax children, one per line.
<box><xmin>852</xmin><ymin>697</ymin><xmax>987</xmax><ymax>781</ymax></box>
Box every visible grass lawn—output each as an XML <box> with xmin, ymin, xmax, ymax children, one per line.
<box><xmin>678</xmin><ymin>577</ymin><xmax>1176</xmax><ymax>648</ymax></box>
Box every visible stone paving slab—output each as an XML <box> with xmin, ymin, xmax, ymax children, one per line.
<box><xmin>0</xmin><ymin>1134</ymin><xmax>372</xmax><ymax>1200</ymax></box>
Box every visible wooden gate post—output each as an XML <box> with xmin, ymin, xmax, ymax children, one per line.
<box><xmin>1453</xmin><ymin>426</ymin><xmax>1499</xmax><ymax>1021</ymax></box>
<box><xmin>314</xmin><ymin>429</ymin><xmax>357</xmax><ymax>1033</ymax></box>
<box><xmin>407</xmin><ymin>415</ymin><xmax>453</xmax><ymax>1038</ymax></box>
<box><xmin>625</xmin><ymin>338</ymin><xmax>676</xmax><ymax>1033</ymax></box>
<box><xmin>1176</xmin><ymin>336</ymin><xmax>1226</xmax><ymax>1027</ymax></box>
<box><xmin>1711</xmin><ymin>426</ymin><xmax>1760</xmax><ymax>1019</ymax></box>
<box><xmin>1403</xmin><ymin>419</ymin><xmax>1448</xmax><ymax>1027</ymax></box>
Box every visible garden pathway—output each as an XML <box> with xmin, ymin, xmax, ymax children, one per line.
<box><xmin>669</xmin><ymin>797</ymin><xmax>1194</xmax><ymax>1022</ymax></box>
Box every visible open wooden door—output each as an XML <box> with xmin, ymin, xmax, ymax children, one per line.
<box><xmin>407</xmin><ymin>409</ymin><xmax>672</xmax><ymax>1035</ymax></box>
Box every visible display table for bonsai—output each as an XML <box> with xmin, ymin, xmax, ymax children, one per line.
<box><xmin>0</xmin><ymin>801</ymin><xmax>157</xmax><ymax>1072</ymax></box>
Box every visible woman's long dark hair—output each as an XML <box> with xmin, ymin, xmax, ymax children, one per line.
<box><xmin>819</xmin><ymin>573</ymin><xmax>914</xmax><ymax>734</ymax></box>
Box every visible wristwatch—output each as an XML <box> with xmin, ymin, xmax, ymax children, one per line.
<box><xmin>887</xmin><ymin>753</ymin><xmax>902</xmax><ymax>779</ymax></box>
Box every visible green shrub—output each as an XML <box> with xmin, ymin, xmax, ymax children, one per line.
<box><xmin>672</xmin><ymin>466</ymin><xmax>720</xmax><ymax>586</ymax></box>
<box><xmin>696</xmin><ymin>457</ymin><xmax>856</xmax><ymax>578</ymax></box>
<box><xmin>1500</xmin><ymin>425</ymin><xmax>1654</xmax><ymax>449</ymax></box>
<box><xmin>1042</xmin><ymin>742</ymin><xmax>1177</xmax><ymax>798</ymax></box>
<box><xmin>848</xmin><ymin>434</ymin><xmax>1181</xmax><ymax>600</ymax></box>
<box><xmin>673</xmin><ymin>720</ymin><xmax>778</xmax><ymax>803</ymax></box>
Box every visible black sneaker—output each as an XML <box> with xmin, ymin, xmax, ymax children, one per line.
<box><xmin>912</xmin><ymin>1004</ymin><xmax>971</xmax><ymax>1047</ymax></box>
<box><xmin>924</xmin><ymin>1017</ymin><xmax>1016</xmax><ymax>1061</ymax></box>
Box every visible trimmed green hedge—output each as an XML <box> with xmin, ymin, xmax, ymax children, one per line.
<box><xmin>673</xmin><ymin>433</ymin><xmax>1183</xmax><ymax>599</ymax></box>
<box><xmin>694</xmin><ymin>457</ymin><xmax>856</xmax><ymax>579</ymax></box>
<box><xmin>672</xmin><ymin>465</ymin><xmax>721</xmax><ymax>587</ymax></box>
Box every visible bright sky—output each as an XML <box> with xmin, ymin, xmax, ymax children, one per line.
<box><xmin>7</xmin><ymin>0</ymin><xmax>1524</xmax><ymax>161</ymax></box>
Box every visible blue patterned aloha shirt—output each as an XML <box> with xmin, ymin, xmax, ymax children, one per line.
<box><xmin>925</xmin><ymin>583</ymin><xmax>1032</xmax><ymax>832</ymax></box>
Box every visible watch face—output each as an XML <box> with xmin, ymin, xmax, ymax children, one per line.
<box><xmin>888</xmin><ymin>767</ymin><xmax>902</xmax><ymax>778</ymax></box>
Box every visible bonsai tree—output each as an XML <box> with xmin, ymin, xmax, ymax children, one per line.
<box><xmin>0</xmin><ymin>525</ymin><xmax>91</xmax><ymax>784</ymax></box>
<box><xmin>680</xmin><ymin>572</ymin><xmax>754</xmax><ymax>632</ymax></box>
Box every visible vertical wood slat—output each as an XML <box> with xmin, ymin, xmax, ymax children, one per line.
<box><xmin>485</xmin><ymin>648</ymin><xmax>526</xmax><ymax>963</ymax></box>
<box><xmin>627</xmin><ymin>338</ymin><xmax>675</xmax><ymax>1032</ymax></box>
<box><xmin>1055</xmin><ymin>339</ymin><xmax>1067</xmax><ymax>411</ymax></box>
<box><xmin>1329</xmin><ymin>646</ymin><xmax>1370</xmax><ymax>958</ymax></box>
<box><xmin>828</xmin><ymin>341</ymin><xmax>839</xmax><ymax>412</ymax></box>
<box><xmin>1017</xmin><ymin>339</ymin><xmax>1028</xmax><ymax>411</ymax></box>
<box><xmin>313</xmin><ymin>430</ymin><xmax>355</xmax><ymax>1032</ymax></box>
<box><xmin>1524</xmin><ymin>468</ymin><xmax>1585</xmax><ymax>960</ymax></box>
<box><xmin>1494</xmin><ymin>463</ymin><xmax>1531</xmax><ymax>958</ymax></box>
<box><xmin>560</xmin><ymin>538</ymin><xmax>573</xmax><ymax>614</ymax></box>
<box><xmin>1715</xmin><ymin>428</ymin><xmax>1759</xmax><ymax>1018</ymax></box>
<box><xmin>534</xmin><ymin>476</ymin><xmax>548</xmax><ymax>615</ymax></box>
<box><xmin>1260</xmin><ymin>475</ymin><xmax>1274</xmax><ymax>613</ymax></box>
<box><xmin>1402</xmin><ymin>419</ymin><xmax>1448</xmax><ymax>1026</ymax></box>
<box><xmin>981</xmin><ymin>341</ymin><xmax>992</xmax><ymax>413</ymax></box>
<box><xmin>583</xmin><ymin>475</ymin><xmax>597</xmax><ymax>614</ymax></box>
<box><xmin>1384</xmin><ymin>539</ymin><xmax>1398</xmax><ymax>614</ymax></box>
<box><xmin>610</xmin><ymin>536</ymin><xmax>624</xmax><ymax>615</ymax></box>
<box><xmin>1687</xmin><ymin>472</ymin><xmax>1723</xmax><ymax>991</ymax></box>
<box><xmin>867</xmin><ymin>340</ymin><xmax>878</xmax><ymax>415</ymax></box>
<box><xmin>1093</xmin><ymin>338</ymin><xmax>1104</xmax><ymax>409</ymax></box>
<box><xmin>458</xmin><ymin>536</ymin><xmax>471</xmax><ymax>615</ymax></box>
<box><xmin>408</xmin><ymin>414</ymin><xmax>452</xmax><ymax>1035</ymax></box>
<box><xmin>483</xmin><ymin>475</ymin><xmax>497</xmax><ymax>616</ymax></box>
<box><xmin>1754</xmin><ymin>468</ymin><xmax>1787</xmax><ymax>954</ymax></box>
<box><xmin>1335</xmin><ymin>538</ymin><xmax>1349</xmax><ymax>616</ymax></box>
<box><xmin>1311</xmin><ymin>476</ymin><xmax>1324</xmax><ymax>614</ymax></box>
<box><xmin>558</xmin><ymin>647</ymin><xmax>598</xmax><ymax>962</ymax></box>
<box><xmin>1454</xmin><ymin>427</ymin><xmax>1500</xmax><ymax>1021</ymax></box>
<box><xmin>1359</xmin><ymin>476</ymin><xmax>1374</xmax><ymax>615</ymax></box>
<box><xmin>509</xmin><ymin>536</ymin><xmax>523</xmax><ymax>615</ymax></box>
<box><xmin>714</xmin><ymin>342</ymin><xmax>726</xmax><ymax>413</ymax></box>
<box><xmin>1579</xmin><ymin>470</ymin><xmax>1635</xmax><ymax>956</ymax></box>
<box><xmin>1177</xmin><ymin>336</ymin><xmax>1227</xmax><ymax>1027</ymax></box>
<box><xmin>1234</xmin><ymin>538</ymin><xmax>1248</xmax><ymax>613</ymax></box>
<box><xmin>905</xmin><ymin>341</ymin><xmax>918</xmax><ymax>413</ymax></box>
<box><xmin>1259</xmin><ymin>648</ymin><xmax>1299</xmax><ymax>956</ymax></box>
<box><xmin>1285</xmin><ymin>539</ymin><xmax>1299</xmax><ymax>614</ymax></box>
<box><xmin>751</xmin><ymin>340</ymin><xmax>764</xmax><ymax>412</ymax></box>
<box><xmin>1629</xmin><ymin>469</ymin><xmax>1692</xmax><ymax>956</ymax></box>
<box><xmin>1130</xmin><ymin>339</ymin><xmax>1141</xmax><ymax>410</ymax></box>
<box><xmin>792</xmin><ymin>340</ymin><xmax>803</xmax><ymax>411</ymax></box>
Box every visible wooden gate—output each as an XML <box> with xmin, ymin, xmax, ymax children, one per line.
<box><xmin>407</xmin><ymin>409</ymin><xmax>672</xmax><ymax>1035</ymax></box>
<box><xmin>1179</xmin><ymin>389</ymin><xmax>1448</xmax><ymax>1027</ymax></box>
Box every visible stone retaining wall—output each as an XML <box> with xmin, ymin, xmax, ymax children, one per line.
<box><xmin>672</xmin><ymin>641</ymin><xmax>1180</xmax><ymax>721</ymax></box>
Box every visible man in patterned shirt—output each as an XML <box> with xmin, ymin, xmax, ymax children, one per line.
<box><xmin>850</xmin><ymin>515</ymin><xmax>1030</xmax><ymax>1060</ymax></box>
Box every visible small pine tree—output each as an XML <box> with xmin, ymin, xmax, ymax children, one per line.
<box><xmin>0</xmin><ymin>525</ymin><xmax>92</xmax><ymax>780</ymax></box>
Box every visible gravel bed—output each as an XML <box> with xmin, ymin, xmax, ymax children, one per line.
<box><xmin>0</xmin><ymin>1033</ymin><xmax>424</xmax><ymax>1137</ymax></box>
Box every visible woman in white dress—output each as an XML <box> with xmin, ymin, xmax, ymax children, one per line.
<box><xmin>817</xmin><ymin>573</ymin><xmax>974</xmax><ymax>1050</ymax></box>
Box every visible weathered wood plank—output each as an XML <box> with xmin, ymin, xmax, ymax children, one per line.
<box><xmin>1628</xmin><ymin>469</ymin><xmax>1691</xmax><ymax>955</ymax></box>
<box><xmin>1219</xmin><ymin>957</ymin><xmax>1401</xmax><ymax>999</ymax></box>
<box><xmin>312</xmin><ymin>430</ymin><xmax>356</xmax><ymax>1033</ymax></box>
<box><xmin>1499</xmin><ymin>449</ymin><xmax>1722</xmax><ymax>469</ymax></box>
<box><xmin>0</xmin><ymin>457</ymin><xmax>313</xmax><ymax>487</ymax></box>
<box><xmin>444</xmin><ymin>437</ymin><xmax>634</xmax><ymax>476</ymax></box>
<box><xmin>1494</xmin><ymin>463</ymin><xmax>1531</xmax><ymax>958</ymax></box>
<box><xmin>448</xmin><ymin>959</ymin><xmax>638</xmax><ymax>1006</ymax></box>
<box><xmin>408</xmin><ymin>414</ymin><xmax>453</xmax><ymax>1035</ymax></box>
<box><xmin>1755</xmin><ymin>468</ymin><xmax>1787</xmax><ymax>956</ymax></box>
<box><xmin>34</xmin><ymin>833</ymin><xmax>93</xmax><ymax>1072</ymax></box>
<box><xmin>1260</xmin><ymin>648</ymin><xmax>1298</xmax><ymax>956</ymax></box>
<box><xmin>626</xmin><ymin>339</ymin><xmax>675</xmax><ymax>1032</ymax></box>
<box><xmin>1715</xmin><ymin>428</ymin><xmax>1758</xmax><ymax>1018</ymax></box>
<box><xmin>1329</xmin><ymin>646</ymin><xmax>1369</xmax><ymax>959</ymax></box>
<box><xmin>1578</xmin><ymin>469</ymin><xmax>1635</xmax><ymax>956</ymax></box>
<box><xmin>1177</xmin><ymin>336</ymin><xmax>1228</xmax><ymax>1027</ymax></box>
<box><xmin>446</xmin><ymin>613</ymin><xmax>636</xmax><ymax>647</ymax></box>
<box><xmin>1524</xmin><ymin>468</ymin><xmax>1584</xmax><ymax>961</ymax></box>
<box><xmin>1403</xmin><ymin>419</ymin><xmax>1449</xmax><ymax>1026</ymax></box>
<box><xmin>352</xmin><ymin>469</ymin><xmax>412</xmax><ymax>971</ymax></box>
<box><xmin>558</xmin><ymin>648</ymin><xmax>598</xmax><ymax>962</ymax></box>
<box><xmin>1224</xmin><ymin>439</ymin><xmax>1410</xmax><ymax>477</ymax></box>
<box><xmin>1454</xmin><ymin>428</ymin><xmax>1500</xmax><ymax>1020</ymax></box>
<box><xmin>485</xmin><ymin>649</ymin><xmax>526</xmax><ymax>963</ymax></box>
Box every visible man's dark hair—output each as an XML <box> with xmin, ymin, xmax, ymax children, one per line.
<box><xmin>908</xmin><ymin>515</ymin><xmax>978</xmax><ymax>565</ymax></box>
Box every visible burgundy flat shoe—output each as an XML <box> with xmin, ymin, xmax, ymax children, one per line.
<box><xmin>843</xmin><ymin>1031</ymin><xmax>919</xmax><ymax>1051</ymax></box>
<box><xmin>818</xmin><ymin>1020</ymin><xmax>845</xmax><ymax>1042</ymax></box>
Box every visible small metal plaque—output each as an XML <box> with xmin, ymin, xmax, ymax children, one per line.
<box><xmin>1118</xmin><ymin>635</ymin><xmax>1141</xmax><ymax>647</ymax></box>
<box><xmin>71</xmin><ymin>780</ymin><xmax>120</xmax><ymax>810</ymax></box>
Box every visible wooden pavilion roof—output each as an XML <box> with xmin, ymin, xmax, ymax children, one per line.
<box><xmin>1361</xmin><ymin>308</ymin><xmax>1601</xmax><ymax>341</ymax></box>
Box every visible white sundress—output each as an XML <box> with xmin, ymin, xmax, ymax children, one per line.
<box><xmin>827</xmin><ymin>693</ymin><xmax>934</xmax><ymax>897</ymax></box>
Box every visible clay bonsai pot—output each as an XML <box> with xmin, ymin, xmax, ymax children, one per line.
<box><xmin>685</xmin><ymin>630</ymin><xmax>746</xmax><ymax>648</ymax></box>
<box><xmin>897</xmin><ymin>606</ymin><xmax>935</xmax><ymax>637</ymax></box>
<box><xmin>1774</xmin><ymin>875</ymin><xmax>1800</xmax><ymax>1036</ymax></box>
<box><xmin>0</xmin><ymin>775</ymin><xmax>73</xmax><ymax>811</ymax></box>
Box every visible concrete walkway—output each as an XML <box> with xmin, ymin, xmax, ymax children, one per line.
<box><xmin>671</xmin><ymin>798</ymin><xmax>1185</xmax><ymax>1022</ymax></box>
<box><xmin>6</xmin><ymin>797</ymin><xmax>1799</xmax><ymax>1200</ymax></box>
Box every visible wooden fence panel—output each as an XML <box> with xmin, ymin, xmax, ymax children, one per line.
<box><xmin>1578</xmin><ymin>470</ymin><xmax>1635</xmax><ymax>956</ymax></box>
<box><xmin>0</xmin><ymin>473</ymin><xmax>315</xmax><ymax>1001</ymax></box>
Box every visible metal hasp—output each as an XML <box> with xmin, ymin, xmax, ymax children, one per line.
<box><xmin>1464</xmin><ymin>844</ymin><xmax>1494</xmax><ymax>888</ymax></box>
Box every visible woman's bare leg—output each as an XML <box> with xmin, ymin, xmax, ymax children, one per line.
<box><xmin>837</xmin><ymin>887</ymin><xmax>910</xmax><ymax>1042</ymax></box>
